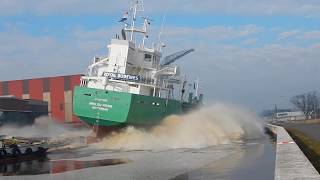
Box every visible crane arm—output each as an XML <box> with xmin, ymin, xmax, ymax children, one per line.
<box><xmin>161</xmin><ymin>49</ymin><xmax>194</xmax><ymax>66</ymax></box>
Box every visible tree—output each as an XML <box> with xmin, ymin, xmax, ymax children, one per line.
<box><xmin>290</xmin><ymin>91</ymin><xmax>320</xmax><ymax>117</ymax></box>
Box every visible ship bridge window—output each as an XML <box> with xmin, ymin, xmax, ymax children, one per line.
<box><xmin>153</xmin><ymin>56</ymin><xmax>159</xmax><ymax>63</ymax></box>
<box><xmin>144</xmin><ymin>54</ymin><xmax>152</xmax><ymax>62</ymax></box>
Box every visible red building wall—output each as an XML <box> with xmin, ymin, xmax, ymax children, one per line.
<box><xmin>70</xmin><ymin>75</ymin><xmax>81</xmax><ymax>90</ymax></box>
<box><xmin>8</xmin><ymin>80</ymin><xmax>23</xmax><ymax>98</ymax></box>
<box><xmin>0</xmin><ymin>82</ymin><xmax>2</xmax><ymax>95</ymax></box>
<box><xmin>70</xmin><ymin>75</ymin><xmax>81</xmax><ymax>123</ymax></box>
<box><xmin>29</xmin><ymin>79</ymin><xmax>43</xmax><ymax>100</ymax></box>
<box><xmin>50</xmin><ymin>76</ymin><xmax>65</xmax><ymax>122</ymax></box>
<box><xmin>0</xmin><ymin>74</ymin><xmax>82</xmax><ymax>123</ymax></box>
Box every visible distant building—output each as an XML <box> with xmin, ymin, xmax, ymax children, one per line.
<box><xmin>0</xmin><ymin>74</ymin><xmax>82</xmax><ymax>123</ymax></box>
<box><xmin>275</xmin><ymin>111</ymin><xmax>306</xmax><ymax>121</ymax></box>
<box><xmin>261</xmin><ymin>108</ymin><xmax>292</xmax><ymax>122</ymax></box>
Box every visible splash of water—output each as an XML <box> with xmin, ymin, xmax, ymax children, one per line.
<box><xmin>0</xmin><ymin>116</ymin><xmax>90</xmax><ymax>139</ymax></box>
<box><xmin>95</xmin><ymin>103</ymin><xmax>263</xmax><ymax>150</ymax></box>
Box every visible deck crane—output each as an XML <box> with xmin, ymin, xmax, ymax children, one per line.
<box><xmin>161</xmin><ymin>49</ymin><xmax>194</xmax><ymax>66</ymax></box>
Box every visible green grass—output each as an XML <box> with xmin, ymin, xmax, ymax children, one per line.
<box><xmin>286</xmin><ymin>128</ymin><xmax>320</xmax><ymax>173</ymax></box>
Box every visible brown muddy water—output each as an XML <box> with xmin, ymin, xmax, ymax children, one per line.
<box><xmin>0</xmin><ymin>104</ymin><xmax>276</xmax><ymax>179</ymax></box>
<box><xmin>0</xmin><ymin>157</ymin><xmax>129</xmax><ymax>176</ymax></box>
<box><xmin>0</xmin><ymin>135</ymin><xmax>275</xmax><ymax>180</ymax></box>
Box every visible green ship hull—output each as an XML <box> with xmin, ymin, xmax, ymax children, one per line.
<box><xmin>73</xmin><ymin>86</ymin><xmax>182</xmax><ymax>128</ymax></box>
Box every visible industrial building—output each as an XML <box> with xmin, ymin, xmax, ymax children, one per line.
<box><xmin>275</xmin><ymin>111</ymin><xmax>306</xmax><ymax>121</ymax></box>
<box><xmin>0</xmin><ymin>75</ymin><xmax>82</xmax><ymax>123</ymax></box>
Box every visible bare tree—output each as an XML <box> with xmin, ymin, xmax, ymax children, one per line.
<box><xmin>290</xmin><ymin>91</ymin><xmax>320</xmax><ymax>117</ymax></box>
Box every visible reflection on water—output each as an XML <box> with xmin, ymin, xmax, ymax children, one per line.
<box><xmin>0</xmin><ymin>132</ymin><xmax>276</xmax><ymax>178</ymax></box>
<box><xmin>0</xmin><ymin>157</ymin><xmax>129</xmax><ymax>176</ymax></box>
<box><xmin>172</xmin><ymin>135</ymin><xmax>276</xmax><ymax>180</ymax></box>
<box><xmin>49</xmin><ymin>158</ymin><xmax>129</xmax><ymax>174</ymax></box>
<box><xmin>0</xmin><ymin>158</ymin><xmax>49</xmax><ymax>176</ymax></box>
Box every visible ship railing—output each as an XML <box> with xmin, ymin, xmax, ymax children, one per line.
<box><xmin>108</xmin><ymin>78</ymin><xmax>170</xmax><ymax>91</ymax></box>
<box><xmin>80</xmin><ymin>78</ymin><xmax>89</xmax><ymax>87</ymax></box>
<box><xmin>87</xmin><ymin>58</ymin><xmax>109</xmax><ymax>77</ymax></box>
<box><xmin>81</xmin><ymin>74</ymin><xmax>172</xmax><ymax>91</ymax></box>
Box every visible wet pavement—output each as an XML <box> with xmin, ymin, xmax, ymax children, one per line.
<box><xmin>0</xmin><ymin>135</ymin><xmax>275</xmax><ymax>180</ymax></box>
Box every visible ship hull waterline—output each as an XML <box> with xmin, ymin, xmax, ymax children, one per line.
<box><xmin>73</xmin><ymin>86</ymin><xmax>188</xmax><ymax>137</ymax></box>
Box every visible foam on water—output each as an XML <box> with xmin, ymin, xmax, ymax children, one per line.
<box><xmin>95</xmin><ymin>103</ymin><xmax>264</xmax><ymax>150</ymax></box>
<box><xmin>0</xmin><ymin>116</ymin><xmax>90</xmax><ymax>139</ymax></box>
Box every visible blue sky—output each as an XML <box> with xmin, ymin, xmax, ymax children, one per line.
<box><xmin>0</xmin><ymin>0</ymin><xmax>320</xmax><ymax>112</ymax></box>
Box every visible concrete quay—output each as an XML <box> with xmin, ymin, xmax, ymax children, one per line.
<box><xmin>266</xmin><ymin>124</ymin><xmax>320</xmax><ymax>180</ymax></box>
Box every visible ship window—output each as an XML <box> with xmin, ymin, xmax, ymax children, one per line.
<box><xmin>153</xmin><ymin>56</ymin><xmax>159</xmax><ymax>63</ymax></box>
<box><xmin>144</xmin><ymin>54</ymin><xmax>152</xmax><ymax>62</ymax></box>
<box><xmin>129</xmin><ymin>84</ymin><xmax>138</xmax><ymax>88</ymax></box>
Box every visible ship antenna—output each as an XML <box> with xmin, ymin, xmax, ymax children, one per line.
<box><xmin>141</xmin><ymin>16</ymin><xmax>152</xmax><ymax>48</ymax></box>
<box><xmin>157</xmin><ymin>9</ymin><xmax>167</xmax><ymax>52</ymax></box>
<box><xmin>195</xmin><ymin>77</ymin><xmax>200</xmax><ymax>97</ymax></box>
<box><xmin>130</xmin><ymin>1</ymin><xmax>137</xmax><ymax>41</ymax></box>
<box><xmin>129</xmin><ymin>0</ymin><xmax>144</xmax><ymax>41</ymax></box>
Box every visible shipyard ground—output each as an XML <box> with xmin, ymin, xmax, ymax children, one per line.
<box><xmin>0</xmin><ymin>136</ymin><xmax>275</xmax><ymax>180</ymax></box>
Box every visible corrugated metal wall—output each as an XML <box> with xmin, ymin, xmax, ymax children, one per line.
<box><xmin>29</xmin><ymin>79</ymin><xmax>43</xmax><ymax>100</ymax></box>
<box><xmin>50</xmin><ymin>76</ymin><xmax>65</xmax><ymax>122</ymax></box>
<box><xmin>0</xmin><ymin>74</ymin><xmax>82</xmax><ymax>123</ymax></box>
<box><xmin>70</xmin><ymin>76</ymin><xmax>81</xmax><ymax>122</ymax></box>
<box><xmin>0</xmin><ymin>82</ymin><xmax>2</xmax><ymax>96</ymax></box>
<box><xmin>8</xmin><ymin>80</ymin><xmax>23</xmax><ymax>98</ymax></box>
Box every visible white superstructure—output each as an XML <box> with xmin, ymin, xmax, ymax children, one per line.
<box><xmin>275</xmin><ymin>111</ymin><xmax>306</xmax><ymax>121</ymax></box>
<box><xmin>80</xmin><ymin>0</ymin><xmax>193</xmax><ymax>100</ymax></box>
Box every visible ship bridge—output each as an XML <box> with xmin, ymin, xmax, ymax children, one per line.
<box><xmin>80</xmin><ymin>0</ymin><xmax>194</xmax><ymax>101</ymax></box>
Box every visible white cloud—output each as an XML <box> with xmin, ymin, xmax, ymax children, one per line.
<box><xmin>1</xmin><ymin>0</ymin><xmax>320</xmax><ymax>17</ymax></box>
<box><xmin>177</xmin><ymin>42</ymin><xmax>320</xmax><ymax>110</ymax></box>
<box><xmin>163</xmin><ymin>25</ymin><xmax>262</xmax><ymax>44</ymax></box>
<box><xmin>242</xmin><ymin>38</ymin><xmax>258</xmax><ymax>46</ymax></box>
<box><xmin>278</xmin><ymin>30</ymin><xmax>301</xmax><ymax>40</ymax></box>
<box><xmin>302</xmin><ymin>31</ymin><xmax>320</xmax><ymax>40</ymax></box>
<box><xmin>0</xmin><ymin>28</ymin><xmax>115</xmax><ymax>80</ymax></box>
<box><xmin>1</xmin><ymin>23</ymin><xmax>320</xmax><ymax>111</ymax></box>
<box><xmin>0</xmin><ymin>0</ymin><xmax>123</xmax><ymax>16</ymax></box>
<box><xmin>150</xmin><ymin>0</ymin><xmax>320</xmax><ymax>17</ymax></box>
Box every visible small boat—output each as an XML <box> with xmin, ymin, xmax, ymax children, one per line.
<box><xmin>0</xmin><ymin>138</ymin><xmax>49</xmax><ymax>165</ymax></box>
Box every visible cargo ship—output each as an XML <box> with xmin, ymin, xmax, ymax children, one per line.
<box><xmin>0</xmin><ymin>96</ymin><xmax>48</xmax><ymax>127</ymax></box>
<box><xmin>73</xmin><ymin>1</ymin><xmax>203</xmax><ymax>136</ymax></box>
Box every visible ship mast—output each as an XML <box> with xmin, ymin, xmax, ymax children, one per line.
<box><xmin>129</xmin><ymin>1</ymin><xmax>138</xmax><ymax>41</ymax></box>
<box><xmin>124</xmin><ymin>0</ymin><xmax>149</xmax><ymax>47</ymax></box>
<box><xmin>195</xmin><ymin>77</ymin><xmax>199</xmax><ymax>97</ymax></box>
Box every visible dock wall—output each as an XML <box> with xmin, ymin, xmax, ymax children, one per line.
<box><xmin>266</xmin><ymin>124</ymin><xmax>320</xmax><ymax>180</ymax></box>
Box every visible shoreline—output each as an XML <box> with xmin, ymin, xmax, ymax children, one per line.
<box><xmin>286</xmin><ymin>128</ymin><xmax>320</xmax><ymax>173</ymax></box>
